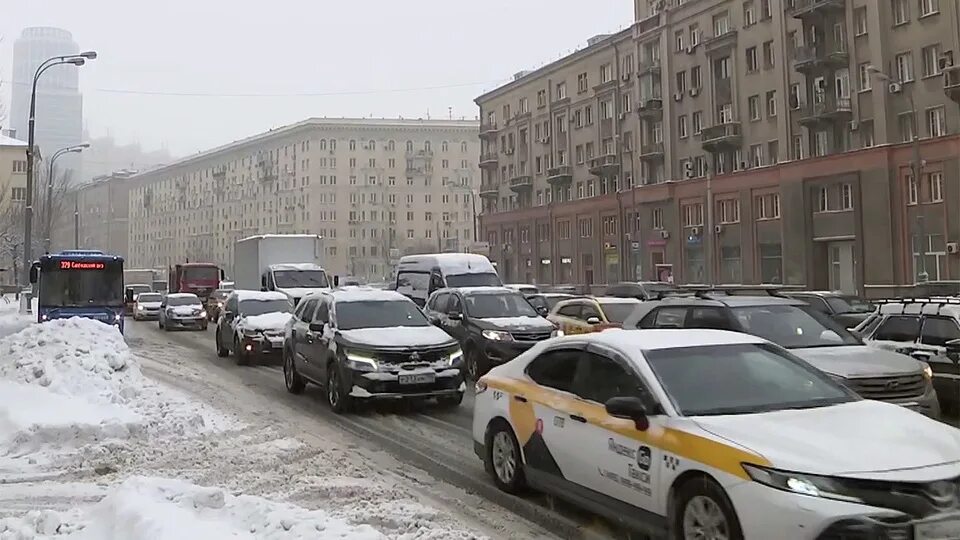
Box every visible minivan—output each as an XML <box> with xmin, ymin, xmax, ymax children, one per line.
<box><xmin>395</xmin><ymin>253</ymin><xmax>501</xmax><ymax>307</ymax></box>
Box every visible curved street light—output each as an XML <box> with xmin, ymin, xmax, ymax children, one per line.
<box><xmin>44</xmin><ymin>143</ymin><xmax>90</xmax><ymax>252</ymax></box>
<box><xmin>22</xmin><ymin>51</ymin><xmax>97</xmax><ymax>283</ymax></box>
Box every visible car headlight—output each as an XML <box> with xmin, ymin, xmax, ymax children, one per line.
<box><xmin>114</xmin><ymin>313</ymin><xmax>122</xmax><ymax>322</ymax></box>
<box><xmin>920</xmin><ymin>362</ymin><xmax>933</xmax><ymax>381</ymax></box>
<box><xmin>482</xmin><ymin>329</ymin><xmax>513</xmax><ymax>342</ymax></box>
<box><xmin>552</xmin><ymin>329</ymin><xmax>565</xmax><ymax>338</ymax></box>
<box><xmin>445</xmin><ymin>347</ymin><xmax>464</xmax><ymax>367</ymax></box>
<box><xmin>742</xmin><ymin>464</ymin><xmax>863</xmax><ymax>503</ymax></box>
<box><xmin>199</xmin><ymin>310</ymin><xmax>207</xmax><ymax>318</ymax></box>
<box><xmin>242</xmin><ymin>327</ymin><xmax>260</xmax><ymax>337</ymax></box>
<box><xmin>345</xmin><ymin>350</ymin><xmax>378</xmax><ymax>372</ymax></box>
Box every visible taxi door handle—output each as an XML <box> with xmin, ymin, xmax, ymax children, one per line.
<box><xmin>513</xmin><ymin>395</ymin><xmax>528</xmax><ymax>403</ymax></box>
<box><xmin>569</xmin><ymin>414</ymin><xmax>587</xmax><ymax>423</ymax></box>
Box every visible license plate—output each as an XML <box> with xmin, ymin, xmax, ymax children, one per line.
<box><xmin>269</xmin><ymin>339</ymin><xmax>283</xmax><ymax>349</ymax></box>
<box><xmin>916</xmin><ymin>518</ymin><xmax>960</xmax><ymax>540</ymax></box>
<box><xmin>398</xmin><ymin>373</ymin><xmax>435</xmax><ymax>385</ymax></box>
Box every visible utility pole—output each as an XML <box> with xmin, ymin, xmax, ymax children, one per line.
<box><xmin>74</xmin><ymin>197</ymin><xmax>79</xmax><ymax>249</ymax></box>
<box><xmin>705</xmin><ymin>166</ymin><xmax>714</xmax><ymax>285</ymax></box>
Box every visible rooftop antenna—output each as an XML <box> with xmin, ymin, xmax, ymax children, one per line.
<box><xmin>448</xmin><ymin>106</ymin><xmax>452</xmax><ymax>120</ymax></box>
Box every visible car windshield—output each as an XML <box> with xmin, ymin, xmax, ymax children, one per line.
<box><xmin>128</xmin><ymin>285</ymin><xmax>152</xmax><ymax>295</ymax></box>
<box><xmin>445</xmin><ymin>272</ymin><xmax>501</xmax><ymax>288</ymax></box>
<box><xmin>730</xmin><ymin>305</ymin><xmax>861</xmax><ymax>349</ymax></box>
<box><xmin>527</xmin><ymin>296</ymin><xmax>548</xmax><ymax>311</ymax></box>
<box><xmin>826</xmin><ymin>296</ymin><xmax>873</xmax><ymax>314</ymax></box>
<box><xmin>137</xmin><ymin>293</ymin><xmax>162</xmax><ymax>303</ymax></box>
<box><xmin>273</xmin><ymin>270</ymin><xmax>329</xmax><ymax>288</ymax></box>
<box><xmin>167</xmin><ymin>296</ymin><xmax>201</xmax><ymax>307</ymax></box>
<box><xmin>466</xmin><ymin>292</ymin><xmax>539</xmax><ymax>319</ymax></box>
<box><xmin>337</xmin><ymin>300</ymin><xmax>431</xmax><ymax>331</ymax></box>
<box><xmin>599</xmin><ymin>302</ymin><xmax>637</xmax><ymax>324</ymax></box>
<box><xmin>646</xmin><ymin>343</ymin><xmax>855</xmax><ymax>416</ymax></box>
<box><xmin>239</xmin><ymin>298</ymin><xmax>293</xmax><ymax>316</ymax></box>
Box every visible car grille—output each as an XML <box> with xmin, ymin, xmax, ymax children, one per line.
<box><xmin>845</xmin><ymin>373</ymin><xmax>926</xmax><ymax>401</ymax></box>
<box><xmin>378</xmin><ymin>348</ymin><xmax>447</xmax><ymax>365</ymax></box>
<box><xmin>511</xmin><ymin>331</ymin><xmax>552</xmax><ymax>342</ymax></box>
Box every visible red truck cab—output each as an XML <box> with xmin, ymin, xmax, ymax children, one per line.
<box><xmin>168</xmin><ymin>263</ymin><xmax>222</xmax><ymax>302</ymax></box>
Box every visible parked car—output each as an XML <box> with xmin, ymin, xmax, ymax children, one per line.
<box><xmin>604</xmin><ymin>281</ymin><xmax>677</xmax><ymax>300</ymax></box>
<box><xmin>525</xmin><ymin>293</ymin><xmax>580</xmax><ymax>316</ymax></box>
<box><xmin>548</xmin><ymin>296</ymin><xmax>642</xmax><ymax>335</ymax></box>
<box><xmin>282</xmin><ymin>288</ymin><xmax>464</xmax><ymax>412</ymax></box>
<box><xmin>132</xmin><ymin>292</ymin><xmax>163</xmax><ymax>321</ymax></box>
<box><xmin>158</xmin><ymin>293</ymin><xmax>208</xmax><ymax>331</ymax></box>
<box><xmin>505</xmin><ymin>284</ymin><xmax>540</xmax><ymax>295</ymax></box>
<box><xmin>473</xmin><ymin>329</ymin><xmax>960</xmax><ymax>539</ymax></box>
<box><xmin>622</xmin><ymin>291</ymin><xmax>941</xmax><ymax>419</ymax></box>
<box><xmin>783</xmin><ymin>290</ymin><xmax>874</xmax><ymax>328</ymax></box>
<box><xmin>206</xmin><ymin>288</ymin><xmax>232</xmax><ymax>322</ymax></box>
<box><xmin>215</xmin><ymin>290</ymin><xmax>294</xmax><ymax>365</ymax></box>
<box><xmin>424</xmin><ymin>286</ymin><xmax>559</xmax><ymax>380</ymax></box>
<box><xmin>853</xmin><ymin>298</ymin><xmax>960</xmax><ymax>415</ymax></box>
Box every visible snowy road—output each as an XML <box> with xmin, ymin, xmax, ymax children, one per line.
<box><xmin>126</xmin><ymin>321</ymin><xmax>633</xmax><ymax>540</ymax></box>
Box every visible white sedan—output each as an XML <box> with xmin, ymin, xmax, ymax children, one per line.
<box><xmin>472</xmin><ymin>329</ymin><xmax>960</xmax><ymax>540</ymax></box>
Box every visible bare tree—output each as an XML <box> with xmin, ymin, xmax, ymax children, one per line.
<box><xmin>36</xmin><ymin>167</ymin><xmax>74</xmax><ymax>251</ymax></box>
<box><xmin>0</xmin><ymin>35</ymin><xmax>7</xmax><ymax>130</ymax></box>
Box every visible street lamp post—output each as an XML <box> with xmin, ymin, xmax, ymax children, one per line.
<box><xmin>867</xmin><ymin>65</ymin><xmax>927</xmax><ymax>283</ymax></box>
<box><xmin>23</xmin><ymin>51</ymin><xmax>97</xmax><ymax>284</ymax></box>
<box><xmin>45</xmin><ymin>143</ymin><xmax>89</xmax><ymax>252</ymax></box>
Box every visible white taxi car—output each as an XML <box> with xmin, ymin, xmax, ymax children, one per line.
<box><xmin>472</xmin><ymin>329</ymin><xmax>960</xmax><ymax>539</ymax></box>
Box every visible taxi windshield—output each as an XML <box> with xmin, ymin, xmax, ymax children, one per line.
<box><xmin>645</xmin><ymin>343</ymin><xmax>855</xmax><ymax>416</ymax></box>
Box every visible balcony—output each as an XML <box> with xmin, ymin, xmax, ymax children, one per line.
<box><xmin>637</xmin><ymin>59</ymin><xmax>661</xmax><ymax>77</ymax></box>
<box><xmin>790</xmin><ymin>0</ymin><xmax>845</xmax><ymax>19</ymax></box>
<box><xmin>546</xmin><ymin>165</ymin><xmax>573</xmax><ymax>186</ymax></box>
<box><xmin>406</xmin><ymin>149</ymin><xmax>434</xmax><ymax>160</ymax></box>
<box><xmin>479</xmin><ymin>184</ymin><xmax>499</xmax><ymax>199</ymax></box>
<box><xmin>701</xmin><ymin>123</ymin><xmax>742</xmax><ymax>152</ymax></box>
<box><xmin>479</xmin><ymin>152</ymin><xmax>499</xmax><ymax>168</ymax></box>
<box><xmin>638</xmin><ymin>143</ymin><xmax>664</xmax><ymax>161</ymax></box>
<box><xmin>793</xmin><ymin>44</ymin><xmax>848</xmax><ymax>73</ymax></box>
<box><xmin>702</xmin><ymin>29</ymin><xmax>738</xmax><ymax>56</ymax></box>
<box><xmin>479</xmin><ymin>122</ymin><xmax>499</xmax><ymax>139</ymax></box>
<box><xmin>588</xmin><ymin>154</ymin><xmax>620</xmax><ymax>177</ymax></box>
<box><xmin>637</xmin><ymin>98</ymin><xmax>663</xmax><ymax>119</ymax></box>
<box><xmin>945</xmin><ymin>66</ymin><xmax>960</xmax><ymax>104</ymax></box>
<box><xmin>798</xmin><ymin>97</ymin><xmax>852</xmax><ymax>127</ymax></box>
<box><xmin>509</xmin><ymin>175</ymin><xmax>533</xmax><ymax>193</ymax></box>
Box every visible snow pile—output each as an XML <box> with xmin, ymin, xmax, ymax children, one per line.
<box><xmin>0</xmin><ymin>294</ymin><xmax>31</xmax><ymax>339</ymax></box>
<box><xmin>0</xmin><ymin>318</ymin><xmax>232</xmax><ymax>456</ymax></box>
<box><xmin>0</xmin><ymin>476</ymin><xmax>386</xmax><ymax>540</ymax></box>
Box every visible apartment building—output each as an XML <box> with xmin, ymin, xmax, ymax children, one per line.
<box><xmin>477</xmin><ymin>0</ymin><xmax>960</xmax><ymax>295</ymax></box>
<box><xmin>0</xmin><ymin>131</ymin><xmax>28</xmax><ymax>285</ymax></box>
<box><xmin>126</xmin><ymin>118</ymin><xmax>480</xmax><ymax>280</ymax></box>
<box><xmin>49</xmin><ymin>171</ymin><xmax>135</xmax><ymax>259</ymax></box>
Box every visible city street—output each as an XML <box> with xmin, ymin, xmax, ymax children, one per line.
<box><xmin>123</xmin><ymin>319</ymin><xmax>631</xmax><ymax>540</ymax></box>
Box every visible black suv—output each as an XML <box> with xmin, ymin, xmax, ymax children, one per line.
<box><xmin>282</xmin><ymin>288</ymin><xmax>464</xmax><ymax>413</ymax></box>
<box><xmin>783</xmin><ymin>291</ymin><xmax>874</xmax><ymax>329</ymax></box>
<box><xmin>622</xmin><ymin>291</ymin><xmax>941</xmax><ymax>418</ymax></box>
<box><xmin>605</xmin><ymin>281</ymin><xmax>677</xmax><ymax>300</ymax></box>
<box><xmin>424</xmin><ymin>287</ymin><xmax>558</xmax><ymax>380</ymax></box>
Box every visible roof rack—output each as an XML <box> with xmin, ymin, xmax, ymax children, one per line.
<box><xmin>650</xmin><ymin>290</ymin><xmax>699</xmax><ymax>301</ymax></box>
<box><xmin>873</xmin><ymin>297</ymin><xmax>960</xmax><ymax>306</ymax></box>
<box><xmin>676</xmin><ymin>284</ymin><xmax>805</xmax><ymax>298</ymax></box>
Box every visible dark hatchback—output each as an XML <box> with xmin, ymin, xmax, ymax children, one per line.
<box><xmin>424</xmin><ymin>287</ymin><xmax>559</xmax><ymax>380</ymax></box>
<box><xmin>282</xmin><ymin>288</ymin><xmax>465</xmax><ymax>413</ymax></box>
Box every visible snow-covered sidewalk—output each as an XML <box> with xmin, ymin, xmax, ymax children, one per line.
<box><xmin>0</xmin><ymin>319</ymin><xmax>485</xmax><ymax>539</ymax></box>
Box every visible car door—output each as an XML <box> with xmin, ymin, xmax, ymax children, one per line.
<box><xmin>222</xmin><ymin>294</ymin><xmax>240</xmax><ymax>351</ymax></box>
<box><xmin>444</xmin><ymin>293</ymin><xmax>470</xmax><ymax>342</ymax></box>
<box><xmin>426</xmin><ymin>292</ymin><xmax>449</xmax><ymax>327</ymax></box>
<box><xmin>637</xmin><ymin>306</ymin><xmax>689</xmax><ymax>329</ymax></box>
<box><xmin>580</xmin><ymin>301</ymin><xmax>606</xmax><ymax>332</ymax></box>
<box><xmin>308</xmin><ymin>298</ymin><xmax>332</xmax><ymax>382</ymax></box>
<box><xmin>917</xmin><ymin>316</ymin><xmax>960</xmax><ymax>381</ymax></box>
<box><xmin>291</xmin><ymin>298</ymin><xmax>319</xmax><ymax>377</ymax></box>
<box><xmin>551</xmin><ymin>301</ymin><xmax>587</xmax><ymax>334</ymax></box>
<box><xmin>570</xmin><ymin>347</ymin><xmax>665</xmax><ymax>516</ymax></box>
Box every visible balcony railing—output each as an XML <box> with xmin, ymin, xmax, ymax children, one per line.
<box><xmin>791</xmin><ymin>0</ymin><xmax>845</xmax><ymax>18</ymax></box>
<box><xmin>509</xmin><ymin>175</ymin><xmax>533</xmax><ymax>192</ymax></box>
<box><xmin>637</xmin><ymin>59</ymin><xmax>661</xmax><ymax>76</ymax></box>
<box><xmin>639</xmin><ymin>143</ymin><xmax>665</xmax><ymax>160</ymax></box>
<box><xmin>637</xmin><ymin>98</ymin><xmax>664</xmax><ymax>118</ymax></box>
<box><xmin>546</xmin><ymin>165</ymin><xmax>573</xmax><ymax>186</ymax></box>
<box><xmin>479</xmin><ymin>183</ymin><xmax>499</xmax><ymax>198</ymax></box>
<box><xmin>701</xmin><ymin>123</ymin><xmax>742</xmax><ymax>151</ymax></box>
<box><xmin>479</xmin><ymin>122</ymin><xmax>499</xmax><ymax>138</ymax></box>
<box><xmin>588</xmin><ymin>154</ymin><xmax>620</xmax><ymax>176</ymax></box>
<box><xmin>479</xmin><ymin>152</ymin><xmax>499</xmax><ymax>167</ymax></box>
<box><xmin>794</xmin><ymin>44</ymin><xmax>848</xmax><ymax>71</ymax></box>
<box><xmin>798</xmin><ymin>96</ymin><xmax>852</xmax><ymax>126</ymax></box>
<box><xmin>703</xmin><ymin>29</ymin><xmax>738</xmax><ymax>56</ymax></box>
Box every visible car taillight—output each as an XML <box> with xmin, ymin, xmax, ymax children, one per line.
<box><xmin>475</xmin><ymin>380</ymin><xmax>488</xmax><ymax>394</ymax></box>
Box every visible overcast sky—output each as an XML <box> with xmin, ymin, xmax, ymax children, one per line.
<box><xmin>1</xmin><ymin>1</ymin><xmax>633</xmax><ymax>157</ymax></box>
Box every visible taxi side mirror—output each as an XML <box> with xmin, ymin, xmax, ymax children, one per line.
<box><xmin>605</xmin><ymin>397</ymin><xmax>649</xmax><ymax>431</ymax></box>
<box><xmin>586</xmin><ymin>316</ymin><xmax>601</xmax><ymax>325</ymax></box>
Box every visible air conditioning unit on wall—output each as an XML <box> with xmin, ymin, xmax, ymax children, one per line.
<box><xmin>659</xmin><ymin>230</ymin><xmax>670</xmax><ymax>239</ymax></box>
<box><xmin>888</xmin><ymin>82</ymin><xmax>903</xmax><ymax>94</ymax></box>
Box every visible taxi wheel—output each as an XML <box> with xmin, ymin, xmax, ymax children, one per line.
<box><xmin>673</xmin><ymin>477</ymin><xmax>743</xmax><ymax>540</ymax></box>
<box><xmin>485</xmin><ymin>420</ymin><xmax>525</xmax><ymax>493</ymax></box>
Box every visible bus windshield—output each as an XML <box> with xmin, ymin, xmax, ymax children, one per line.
<box><xmin>39</xmin><ymin>264</ymin><xmax>124</xmax><ymax>307</ymax></box>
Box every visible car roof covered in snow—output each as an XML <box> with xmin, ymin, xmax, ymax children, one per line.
<box><xmin>166</xmin><ymin>293</ymin><xmax>200</xmax><ymax>300</ymax></box>
<box><xmin>267</xmin><ymin>263</ymin><xmax>325</xmax><ymax>271</ymax></box>
<box><xmin>397</xmin><ymin>253</ymin><xmax>496</xmax><ymax>275</ymax></box>
<box><xmin>231</xmin><ymin>290</ymin><xmax>290</xmax><ymax>302</ymax></box>
<box><xmin>328</xmin><ymin>287</ymin><xmax>411</xmax><ymax>303</ymax></box>
<box><xmin>568</xmin><ymin>328</ymin><xmax>767</xmax><ymax>352</ymax></box>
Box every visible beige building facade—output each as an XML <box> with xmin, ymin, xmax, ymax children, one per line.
<box><xmin>477</xmin><ymin>0</ymin><xmax>960</xmax><ymax>294</ymax></box>
<box><xmin>127</xmin><ymin>118</ymin><xmax>480</xmax><ymax>280</ymax></box>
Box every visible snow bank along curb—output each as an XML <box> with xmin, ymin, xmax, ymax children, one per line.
<box><xmin>0</xmin><ymin>294</ymin><xmax>31</xmax><ymax>340</ymax></box>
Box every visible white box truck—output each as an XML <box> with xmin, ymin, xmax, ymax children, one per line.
<box><xmin>233</xmin><ymin>235</ymin><xmax>330</xmax><ymax>306</ymax></box>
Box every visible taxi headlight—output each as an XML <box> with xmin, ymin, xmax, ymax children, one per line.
<box><xmin>742</xmin><ymin>464</ymin><xmax>864</xmax><ymax>503</ymax></box>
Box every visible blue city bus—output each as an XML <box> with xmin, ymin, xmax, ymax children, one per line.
<box><xmin>28</xmin><ymin>250</ymin><xmax>125</xmax><ymax>332</ymax></box>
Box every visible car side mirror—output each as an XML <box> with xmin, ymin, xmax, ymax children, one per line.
<box><xmin>945</xmin><ymin>339</ymin><xmax>960</xmax><ymax>362</ymax></box>
<box><xmin>586</xmin><ymin>316</ymin><xmax>601</xmax><ymax>325</ymax></box>
<box><xmin>449</xmin><ymin>312</ymin><xmax>463</xmax><ymax>321</ymax></box>
<box><xmin>605</xmin><ymin>397</ymin><xmax>650</xmax><ymax>431</ymax></box>
<box><xmin>536</xmin><ymin>306</ymin><xmax>548</xmax><ymax>316</ymax></box>
<box><xmin>309</xmin><ymin>322</ymin><xmax>325</xmax><ymax>332</ymax></box>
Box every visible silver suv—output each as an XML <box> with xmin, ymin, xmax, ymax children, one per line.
<box><xmin>623</xmin><ymin>292</ymin><xmax>941</xmax><ymax>419</ymax></box>
<box><xmin>853</xmin><ymin>298</ymin><xmax>960</xmax><ymax>416</ymax></box>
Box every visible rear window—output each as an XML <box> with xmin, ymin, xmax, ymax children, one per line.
<box><xmin>873</xmin><ymin>316</ymin><xmax>921</xmax><ymax>342</ymax></box>
<box><xmin>599</xmin><ymin>302</ymin><xmax>637</xmax><ymax>324</ymax></box>
<box><xmin>920</xmin><ymin>316</ymin><xmax>960</xmax><ymax>347</ymax></box>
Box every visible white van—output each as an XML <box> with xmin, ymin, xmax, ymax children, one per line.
<box><xmin>395</xmin><ymin>253</ymin><xmax>501</xmax><ymax>306</ymax></box>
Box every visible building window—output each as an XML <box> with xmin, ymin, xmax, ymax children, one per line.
<box><xmin>759</xmin><ymin>243</ymin><xmax>783</xmax><ymax>284</ymax></box>
<box><xmin>743</xmin><ymin>1</ymin><xmax>756</xmax><ymax>26</ymax></box>
<box><xmin>839</xmin><ymin>183</ymin><xmax>853</xmax><ymax>211</ymax></box>
<box><xmin>854</xmin><ymin>7</ymin><xmax>868</xmax><ymax>35</ymax></box>
<box><xmin>907</xmin><ymin>173</ymin><xmax>918</xmax><ymax>205</ymax></box>
<box><xmin>715</xmin><ymin>56</ymin><xmax>731</xmax><ymax>79</ymax></box>
<box><xmin>622</xmin><ymin>54</ymin><xmax>634</xmax><ymax>75</ymax></box>
<box><xmin>767</xmin><ymin>140</ymin><xmax>779</xmax><ymax>164</ymax></box>
<box><xmin>519</xmin><ymin>97</ymin><xmax>529</xmax><ymax>114</ymax></box>
<box><xmin>718</xmin><ymin>198</ymin><xmax>740</xmax><ymax>224</ymax></box>
<box><xmin>926</xmin><ymin>106</ymin><xmax>947</xmax><ymax>137</ymax></box>
<box><xmin>678</xmin><ymin>115</ymin><xmax>689</xmax><ymax>139</ymax></box>
<box><xmin>895</xmin><ymin>52</ymin><xmax>914</xmax><ymax>82</ymax></box>
<box><xmin>914</xmin><ymin>234</ymin><xmax>946</xmax><ymax>281</ymax></box>
<box><xmin>756</xmin><ymin>193</ymin><xmax>781</xmax><ymax>219</ymax></box>
<box><xmin>556</xmin><ymin>82</ymin><xmax>567</xmax><ymax>100</ymax></box>
<box><xmin>689</xmin><ymin>23</ymin><xmax>700</xmax><ymax>46</ymax></box>
<box><xmin>577</xmin><ymin>73</ymin><xmax>588</xmax><ymax>93</ymax></box>
<box><xmin>892</xmin><ymin>0</ymin><xmax>909</xmax><ymax>25</ymax></box>
<box><xmin>691</xmin><ymin>66</ymin><xmax>702</xmax><ymax>89</ymax></box>
<box><xmin>765</xmin><ymin>90</ymin><xmax>777</xmax><ymax>117</ymax></box>
<box><xmin>537</xmin><ymin>89</ymin><xmax>547</xmax><ymax>107</ymax></box>
<box><xmin>600</xmin><ymin>100</ymin><xmax>613</xmax><ymax>120</ymax></box>
<box><xmin>600</xmin><ymin>63</ymin><xmax>613</xmax><ymax>83</ymax></box>
<box><xmin>919</xmin><ymin>0</ymin><xmax>939</xmax><ymax>17</ymax></box>
<box><xmin>899</xmin><ymin>112</ymin><xmax>916</xmax><ymax>141</ymax></box>
<box><xmin>749</xmin><ymin>144</ymin><xmax>764</xmax><ymax>167</ymax></box>
<box><xmin>692</xmin><ymin>111</ymin><xmax>703</xmax><ymax>134</ymax></box>
<box><xmin>817</xmin><ymin>186</ymin><xmax>830</xmax><ymax>212</ymax></box>
<box><xmin>682</xmin><ymin>203</ymin><xmax>704</xmax><ymax>227</ymax></box>
<box><xmin>792</xmin><ymin>135</ymin><xmax>804</xmax><ymax>160</ymax></box>
<box><xmin>652</xmin><ymin>208</ymin><xmax>663</xmax><ymax>230</ymax></box>
<box><xmin>10</xmin><ymin>187</ymin><xmax>26</xmax><ymax>201</ymax></box>
<box><xmin>676</xmin><ymin>71</ymin><xmax>687</xmax><ymax>93</ymax></box>
<box><xmin>11</xmin><ymin>160</ymin><xmax>26</xmax><ymax>173</ymax></box>
<box><xmin>762</xmin><ymin>40</ymin><xmax>775</xmax><ymax>69</ymax></box>
<box><xmin>748</xmin><ymin>95</ymin><xmax>761</xmax><ymax>121</ymax></box>
<box><xmin>718</xmin><ymin>103</ymin><xmax>734</xmax><ymax>124</ymax></box>
<box><xmin>789</xmin><ymin>83</ymin><xmax>802</xmax><ymax>109</ymax></box>
<box><xmin>814</xmin><ymin>131</ymin><xmax>829</xmax><ymax>156</ymax></box>
<box><xmin>675</xmin><ymin>30</ymin><xmax>685</xmax><ymax>51</ymax></box>
<box><xmin>922</xmin><ymin>44</ymin><xmax>942</xmax><ymax>77</ymax></box>
<box><xmin>713</xmin><ymin>12</ymin><xmax>730</xmax><ymax>36</ymax></box>
<box><xmin>578</xmin><ymin>218</ymin><xmax>593</xmax><ymax>238</ymax></box>
<box><xmin>928</xmin><ymin>171</ymin><xmax>944</xmax><ymax>202</ymax></box>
